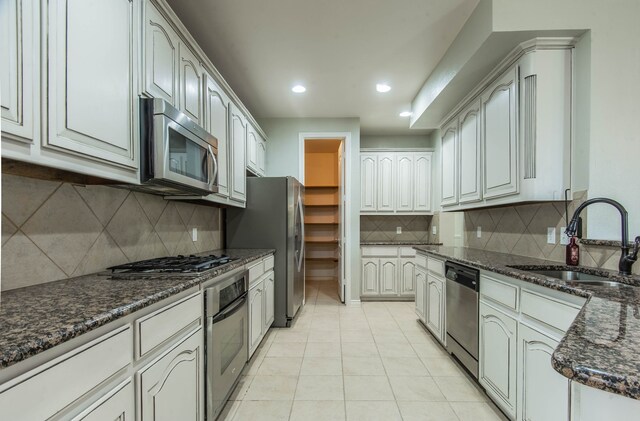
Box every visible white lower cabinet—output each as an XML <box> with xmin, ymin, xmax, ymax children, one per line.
<box><xmin>264</xmin><ymin>271</ymin><xmax>275</xmax><ymax>330</ymax></box>
<box><xmin>518</xmin><ymin>324</ymin><xmax>569</xmax><ymax>421</ymax></box>
<box><xmin>360</xmin><ymin>246</ymin><xmax>416</xmax><ymax>298</ymax></box>
<box><xmin>71</xmin><ymin>379</ymin><xmax>134</xmax><ymax>421</ymax></box>
<box><xmin>479</xmin><ymin>301</ymin><xmax>518</xmax><ymax>419</ymax></box>
<box><xmin>414</xmin><ymin>268</ymin><xmax>427</xmax><ymax>322</ymax></box>
<box><xmin>248</xmin><ymin>266</ymin><xmax>275</xmax><ymax>359</ymax></box>
<box><xmin>425</xmin><ymin>274</ymin><xmax>446</xmax><ymax>343</ymax></box>
<box><xmin>138</xmin><ymin>327</ymin><xmax>204</xmax><ymax>421</ymax></box>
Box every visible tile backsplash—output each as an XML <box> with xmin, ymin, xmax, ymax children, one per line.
<box><xmin>360</xmin><ymin>215</ymin><xmax>435</xmax><ymax>243</ymax></box>
<box><xmin>1</xmin><ymin>174</ymin><xmax>223</xmax><ymax>291</ymax></box>
<box><xmin>462</xmin><ymin>192</ymin><xmax>640</xmax><ymax>275</ymax></box>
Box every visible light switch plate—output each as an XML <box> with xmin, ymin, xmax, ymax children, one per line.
<box><xmin>547</xmin><ymin>227</ymin><xmax>556</xmax><ymax>244</ymax></box>
<box><xmin>560</xmin><ymin>227</ymin><xmax>569</xmax><ymax>245</ymax></box>
<box><xmin>432</xmin><ymin>225</ymin><xmax>437</xmax><ymax>235</ymax></box>
<box><xmin>396</xmin><ymin>227</ymin><xmax>402</xmax><ymax>234</ymax></box>
<box><xmin>192</xmin><ymin>227</ymin><xmax>198</xmax><ymax>241</ymax></box>
<box><xmin>477</xmin><ymin>226</ymin><xmax>482</xmax><ymax>238</ymax></box>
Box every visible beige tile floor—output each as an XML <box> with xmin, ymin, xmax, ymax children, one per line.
<box><xmin>219</xmin><ymin>282</ymin><xmax>507</xmax><ymax>421</ymax></box>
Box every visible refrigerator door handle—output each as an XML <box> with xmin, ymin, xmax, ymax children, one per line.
<box><xmin>296</xmin><ymin>191</ymin><xmax>305</xmax><ymax>271</ymax></box>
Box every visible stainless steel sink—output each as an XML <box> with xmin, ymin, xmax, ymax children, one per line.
<box><xmin>522</xmin><ymin>269</ymin><xmax>621</xmax><ymax>287</ymax></box>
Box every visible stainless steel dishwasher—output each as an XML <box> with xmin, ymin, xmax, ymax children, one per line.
<box><xmin>445</xmin><ymin>261</ymin><xmax>480</xmax><ymax>378</ymax></box>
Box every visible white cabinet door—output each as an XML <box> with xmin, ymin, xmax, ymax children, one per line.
<box><xmin>400</xmin><ymin>258</ymin><xmax>415</xmax><ymax>296</ymax></box>
<box><xmin>426</xmin><ymin>275</ymin><xmax>445</xmax><ymax>342</ymax></box>
<box><xmin>413</xmin><ymin>153</ymin><xmax>432</xmax><ymax>212</ymax></box>
<box><xmin>441</xmin><ymin>120</ymin><xmax>458</xmax><ymax>206</ymax></box>
<box><xmin>361</xmin><ymin>258</ymin><xmax>379</xmax><ymax>296</ymax></box>
<box><xmin>203</xmin><ymin>73</ymin><xmax>230</xmax><ymax>198</ymax></box>
<box><xmin>246</xmin><ymin>123</ymin><xmax>258</xmax><ymax>173</ymax></box>
<box><xmin>178</xmin><ymin>43</ymin><xmax>202</xmax><ymax>125</ymax></box>
<box><xmin>257</xmin><ymin>137</ymin><xmax>267</xmax><ymax>176</ymax></box>
<box><xmin>1</xmin><ymin>0</ymin><xmax>37</xmax><ymax>143</ymax></box>
<box><xmin>72</xmin><ymin>380</ymin><xmax>134</xmax><ymax>421</ymax></box>
<box><xmin>47</xmin><ymin>0</ymin><xmax>137</xmax><ymax>168</ymax></box>
<box><xmin>263</xmin><ymin>271</ymin><xmax>275</xmax><ymax>331</ymax></box>
<box><xmin>229</xmin><ymin>103</ymin><xmax>247</xmax><ymax>204</ymax></box>
<box><xmin>379</xmin><ymin>258</ymin><xmax>398</xmax><ymax>296</ymax></box>
<box><xmin>458</xmin><ymin>99</ymin><xmax>482</xmax><ymax>204</ymax></box>
<box><xmin>518</xmin><ymin>324</ymin><xmax>569</xmax><ymax>421</ymax></box>
<box><xmin>377</xmin><ymin>154</ymin><xmax>395</xmax><ymax>212</ymax></box>
<box><xmin>396</xmin><ymin>154</ymin><xmax>414</xmax><ymax>212</ymax></box>
<box><xmin>415</xmin><ymin>268</ymin><xmax>427</xmax><ymax>322</ymax></box>
<box><xmin>482</xmin><ymin>66</ymin><xmax>518</xmax><ymax>199</ymax></box>
<box><xmin>139</xmin><ymin>328</ymin><xmax>204</xmax><ymax>421</ymax></box>
<box><xmin>479</xmin><ymin>301</ymin><xmax>517</xmax><ymax>418</ymax></box>
<box><xmin>143</xmin><ymin>0</ymin><xmax>178</xmax><ymax>105</ymax></box>
<box><xmin>249</xmin><ymin>281</ymin><xmax>264</xmax><ymax>354</ymax></box>
<box><xmin>360</xmin><ymin>154</ymin><xmax>377</xmax><ymax>212</ymax></box>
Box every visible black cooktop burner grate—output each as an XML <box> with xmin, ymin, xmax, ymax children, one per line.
<box><xmin>108</xmin><ymin>254</ymin><xmax>236</xmax><ymax>274</ymax></box>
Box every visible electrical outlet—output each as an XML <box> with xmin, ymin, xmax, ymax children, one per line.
<box><xmin>432</xmin><ymin>225</ymin><xmax>437</xmax><ymax>235</ymax></box>
<box><xmin>192</xmin><ymin>227</ymin><xmax>198</xmax><ymax>241</ymax></box>
<box><xmin>477</xmin><ymin>226</ymin><xmax>482</xmax><ymax>238</ymax></box>
<box><xmin>547</xmin><ymin>227</ymin><xmax>556</xmax><ymax>244</ymax></box>
<box><xmin>560</xmin><ymin>227</ymin><xmax>570</xmax><ymax>245</ymax></box>
<box><xmin>396</xmin><ymin>226</ymin><xmax>402</xmax><ymax>234</ymax></box>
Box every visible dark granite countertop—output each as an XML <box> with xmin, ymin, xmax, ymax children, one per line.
<box><xmin>0</xmin><ymin>249</ymin><xmax>274</xmax><ymax>370</ymax></box>
<box><xmin>414</xmin><ymin>246</ymin><xmax>640</xmax><ymax>400</ymax></box>
<box><xmin>360</xmin><ymin>241</ymin><xmax>443</xmax><ymax>246</ymax></box>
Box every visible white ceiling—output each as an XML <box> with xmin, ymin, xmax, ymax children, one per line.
<box><xmin>167</xmin><ymin>0</ymin><xmax>479</xmax><ymax>135</ymax></box>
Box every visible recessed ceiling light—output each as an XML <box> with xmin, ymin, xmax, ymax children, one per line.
<box><xmin>292</xmin><ymin>85</ymin><xmax>306</xmax><ymax>93</ymax></box>
<box><xmin>376</xmin><ymin>83</ymin><xmax>391</xmax><ymax>93</ymax></box>
<box><xmin>399</xmin><ymin>111</ymin><xmax>412</xmax><ymax>117</ymax></box>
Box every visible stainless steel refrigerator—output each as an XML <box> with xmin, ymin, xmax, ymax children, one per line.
<box><xmin>226</xmin><ymin>177</ymin><xmax>305</xmax><ymax>327</ymax></box>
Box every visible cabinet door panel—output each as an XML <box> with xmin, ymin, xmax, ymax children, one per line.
<box><xmin>229</xmin><ymin>103</ymin><xmax>247</xmax><ymax>203</ymax></box>
<box><xmin>413</xmin><ymin>153</ymin><xmax>432</xmax><ymax>212</ymax></box>
<box><xmin>377</xmin><ymin>154</ymin><xmax>395</xmax><ymax>212</ymax></box>
<box><xmin>361</xmin><ymin>258</ymin><xmax>379</xmax><ymax>296</ymax></box>
<box><xmin>441</xmin><ymin>121</ymin><xmax>458</xmax><ymax>206</ymax></box>
<box><xmin>144</xmin><ymin>1</ymin><xmax>178</xmax><ymax>104</ymax></box>
<box><xmin>415</xmin><ymin>268</ymin><xmax>426</xmax><ymax>322</ymax></box>
<box><xmin>257</xmin><ymin>138</ymin><xmax>266</xmax><ymax>175</ymax></box>
<box><xmin>400</xmin><ymin>259</ymin><xmax>415</xmax><ymax>296</ymax></box>
<box><xmin>246</xmin><ymin>124</ymin><xmax>258</xmax><ymax>171</ymax></box>
<box><xmin>482</xmin><ymin>67</ymin><xmax>518</xmax><ymax>199</ymax></box>
<box><xmin>426</xmin><ymin>276</ymin><xmax>444</xmax><ymax>342</ymax></box>
<box><xmin>519</xmin><ymin>324</ymin><xmax>568</xmax><ymax>421</ymax></box>
<box><xmin>479</xmin><ymin>302</ymin><xmax>517</xmax><ymax>418</ymax></box>
<box><xmin>72</xmin><ymin>380</ymin><xmax>134</xmax><ymax>421</ymax></box>
<box><xmin>179</xmin><ymin>44</ymin><xmax>202</xmax><ymax>124</ymax></box>
<box><xmin>360</xmin><ymin>154</ymin><xmax>377</xmax><ymax>212</ymax></box>
<box><xmin>380</xmin><ymin>259</ymin><xmax>398</xmax><ymax>295</ymax></box>
<box><xmin>48</xmin><ymin>0</ymin><xmax>136</xmax><ymax>167</ymax></box>
<box><xmin>204</xmin><ymin>74</ymin><xmax>230</xmax><ymax>197</ymax></box>
<box><xmin>249</xmin><ymin>282</ymin><xmax>264</xmax><ymax>353</ymax></box>
<box><xmin>458</xmin><ymin>100</ymin><xmax>482</xmax><ymax>203</ymax></box>
<box><xmin>139</xmin><ymin>329</ymin><xmax>203</xmax><ymax>421</ymax></box>
<box><xmin>264</xmin><ymin>272</ymin><xmax>275</xmax><ymax>331</ymax></box>
<box><xmin>396</xmin><ymin>155</ymin><xmax>414</xmax><ymax>212</ymax></box>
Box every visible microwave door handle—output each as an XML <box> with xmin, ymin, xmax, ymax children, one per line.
<box><xmin>208</xmin><ymin>144</ymin><xmax>218</xmax><ymax>189</ymax></box>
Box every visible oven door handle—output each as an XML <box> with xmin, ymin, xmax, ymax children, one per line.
<box><xmin>210</xmin><ymin>293</ymin><xmax>247</xmax><ymax>324</ymax></box>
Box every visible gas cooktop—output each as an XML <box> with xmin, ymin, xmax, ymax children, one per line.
<box><xmin>107</xmin><ymin>254</ymin><xmax>237</xmax><ymax>275</ymax></box>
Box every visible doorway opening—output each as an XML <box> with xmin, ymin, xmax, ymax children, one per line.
<box><xmin>303</xmin><ymin>138</ymin><xmax>345</xmax><ymax>304</ymax></box>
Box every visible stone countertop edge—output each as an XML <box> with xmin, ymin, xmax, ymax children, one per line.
<box><xmin>360</xmin><ymin>241</ymin><xmax>443</xmax><ymax>246</ymax></box>
<box><xmin>0</xmin><ymin>248</ymin><xmax>274</xmax><ymax>371</ymax></box>
<box><xmin>413</xmin><ymin>245</ymin><xmax>640</xmax><ymax>401</ymax></box>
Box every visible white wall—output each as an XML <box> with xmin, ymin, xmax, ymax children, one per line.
<box><xmin>492</xmin><ymin>0</ymin><xmax>640</xmax><ymax>240</ymax></box>
<box><xmin>360</xmin><ymin>135</ymin><xmax>435</xmax><ymax>149</ymax></box>
<box><xmin>259</xmin><ymin>117</ymin><xmax>362</xmax><ymax>302</ymax></box>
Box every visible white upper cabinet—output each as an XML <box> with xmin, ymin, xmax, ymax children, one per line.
<box><xmin>1</xmin><ymin>0</ymin><xmax>37</xmax><ymax>144</ymax></box>
<box><xmin>229</xmin><ymin>102</ymin><xmax>247</xmax><ymax>204</ymax></box>
<box><xmin>360</xmin><ymin>153</ymin><xmax>378</xmax><ymax>212</ymax></box>
<box><xmin>482</xmin><ymin>66</ymin><xmax>518</xmax><ymax>199</ymax></box>
<box><xmin>257</xmin><ymin>134</ymin><xmax>267</xmax><ymax>175</ymax></box>
<box><xmin>143</xmin><ymin>1</ymin><xmax>179</xmax><ymax>105</ymax></box>
<box><xmin>178</xmin><ymin>43</ymin><xmax>202</xmax><ymax>125</ymax></box>
<box><xmin>246</xmin><ymin>123</ymin><xmax>259</xmax><ymax>172</ymax></box>
<box><xmin>440</xmin><ymin>121</ymin><xmax>458</xmax><ymax>207</ymax></box>
<box><xmin>361</xmin><ymin>150</ymin><xmax>432</xmax><ymax>214</ymax></box>
<box><xmin>203</xmin><ymin>72</ymin><xmax>230</xmax><ymax>198</ymax></box>
<box><xmin>458</xmin><ymin>99</ymin><xmax>482</xmax><ymax>204</ymax></box>
<box><xmin>47</xmin><ymin>0</ymin><xmax>138</xmax><ymax>170</ymax></box>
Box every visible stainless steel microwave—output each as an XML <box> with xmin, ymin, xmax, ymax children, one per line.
<box><xmin>140</xmin><ymin>98</ymin><xmax>218</xmax><ymax>196</ymax></box>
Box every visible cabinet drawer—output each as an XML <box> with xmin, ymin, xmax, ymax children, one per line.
<box><xmin>427</xmin><ymin>257</ymin><xmax>445</xmax><ymax>276</ymax></box>
<box><xmin>399</xmin><ymin>247</ymin><xmax>416</xmax><ymax>257</ymax></box>
<box><xmin>0</xmin><ymin>326</ymin><xmax>132</xmax><ymax>421</ymax></box>
<box><xmin>415</xmin><ymin>253</ymin><xmax>428</xmax><ymax>269</ymax></box>
<box><xmin>361</xmin><ymin>246</ymin><xmax>398</xmax><ymax>257</ymax></box>
<box><xmin>480</xmin><ymin>275</ymin><xmax>519</xmax><ymax>310</ymax></box>
<box><xmin>137</xmin><ymin>293</ymin><xmax>201</xmax><ymax>358</ymax></box>
<box><xmin>248</xmin><ymin>260</ymin><xmax>265</xmax><ymax>286</ymax></box>
<box><xmin>521</xmin><ymin>289</ymin><xmax>580</xmax><ymax>332</ymax></box>
<box><xmin>264</xmin><ymin>255</ymin><xmax>274</xmax><ymax>271</ymax></box>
